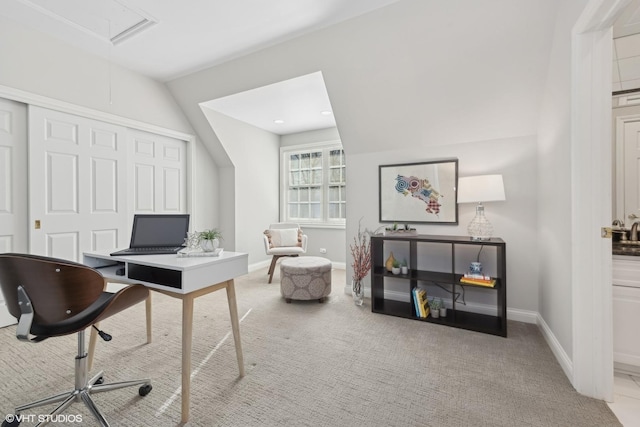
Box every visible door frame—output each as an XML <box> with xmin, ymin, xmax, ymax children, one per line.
<box><xmin>0</xmin><ymin>84</ymin><xmax>197</xmax><ymax>236</ymax></box>
<box><xmin>571</xmin><ymin>0</ymin><xmax>631</xmax><ymax>401</ymax></box>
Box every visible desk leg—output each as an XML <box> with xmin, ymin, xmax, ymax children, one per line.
<box><xmin>145</xmin><ymin>293</ymin><xmax>152</xmax><ymax>343</ymax></box>
<box><xmin>225</xmin><ymin>279</ymin><xmax>245</xmax><ymax>377</ymax></box>
<box><xmin>181</xmin><ymin>294</ymin><xmax>194</xmax><ymax>424</ymax></box>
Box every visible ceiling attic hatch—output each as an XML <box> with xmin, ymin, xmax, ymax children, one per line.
<box><xmin>200</xmin><ymin>71</ymin><xmax>338</xmax><ymax>136</ymax></box>
<box><xmin>110</xmin><ymin>18</ymin><xmax>156</xmax><ymax>45</ymax></box>
<box><xmin>16</xmin><ymin>0</ymin><xmax>157</xmax><ymax>44</ymax></box>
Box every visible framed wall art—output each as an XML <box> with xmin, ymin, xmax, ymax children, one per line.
<box><xmin>379</xmin><ymin>159</ymin><xmax>458</xmax><ymax>224</ymax></box>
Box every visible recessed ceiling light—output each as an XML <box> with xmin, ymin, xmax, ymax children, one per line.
<box><xmin>274</xmin><ymin>119</ymin><xmax>285</xmax><ymax>124</ymax></box>
<box><xmin>320</xmin><ymin>110</ymin><xmax>332</xmax><ymax>116</ymax></box>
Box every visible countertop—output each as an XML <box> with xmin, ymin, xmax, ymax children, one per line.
<box><xmin>613</xmin><ymin>243</ymin><xmax>640</xmax><ymax>256</ymax></box>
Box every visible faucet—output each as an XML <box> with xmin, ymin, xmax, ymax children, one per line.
<box><xmin>613</xmin><ymin>219</ymin><xmax>625</xmax><ymax>228</ymax></box>
<box><xmin>631</xmin><ymin>221</ymin><xmax>640</xmax><ymax>242</ymax></box>
<box><xmin>613</xmin><ymin>219</ymin><xmax>628</xmax><ymax>242</ymax></box>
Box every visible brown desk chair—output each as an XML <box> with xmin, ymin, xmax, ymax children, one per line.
<box><xmin>0</xmin><ymin>253</ymin><xmax>151</xmax><ymax>427</ymax></box>
<box><xmin>263</xmin><ymin>223</ymin><xmax>308</xmax><ymax>283</ymax></box>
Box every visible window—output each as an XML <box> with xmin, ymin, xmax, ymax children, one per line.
<box><xmin>281</xmin><ymin>142</ymin><xmax>345</xmax><ymax>226</ymax></box>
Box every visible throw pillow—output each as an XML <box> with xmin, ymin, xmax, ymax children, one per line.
<box><xmin>264</xmin><ymin>228</ymin><xmax>302</xmax><ymax>248</ymax></box>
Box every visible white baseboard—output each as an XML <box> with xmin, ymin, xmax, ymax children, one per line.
<box><xmin>249</xmin><ymin>259</ymin><xmax>271</xmax><ymax>272</ymax></box>
<box><xmin>251</xmin><ymin>259</ymin><xmax>346</xmax><ymax>274</ymax></box>
<box><xmin>507</xmin><ymin>307</ymin><xmax>538</xmax><ymax>324</ymax></box>
<box><xmin>615</xmin><ymin>361</ymin><xmax>640</xmax><ymax>376</ymax></box>
<box><xmin>614</xmin><ymin>352</ymin><xmax>640</xmax><ymax>368</ymax></box>
<box><xmin>537</xmin><ymin>313</ymin><xmax>573</xmax><ymax>381</ymax></box>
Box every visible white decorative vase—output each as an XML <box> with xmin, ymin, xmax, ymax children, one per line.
<box><xmin>200</xmin><ymin>238</ymin><xmax>219</xmax><ymax>252</ymax></box>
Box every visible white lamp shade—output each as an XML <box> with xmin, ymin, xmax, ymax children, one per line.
<box><xmin>457</xmin><ymin>175</ymin><xmax>505</xmax><ymax>203</ymax></box>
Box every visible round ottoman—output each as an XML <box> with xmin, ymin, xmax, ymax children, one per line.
<box><xmin>280</xmin><ymin>256</ymin><xmax>332</xmax><ymax>303</ymax></box>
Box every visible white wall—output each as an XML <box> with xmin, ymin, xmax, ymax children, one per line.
<box><xmin>347</xmin><ymin>136</ymin><xmax>538</xmax><ymax>313</ymax></box>
<box><xmin>167</xmin><ymin>0</ymin><xmax>557</xmax><ymax>309</ymax></box>
<box><xmin>280</xmin><ymin>128</ymin><xmax>341</xmax><ymax>147</ymax></box>
<box><xmin>201</xmin><ymin>107</ymin><xmax>280</xmax><ymax>266</ymax></box>
<box><xmin>0</xmin><ymin>16</ymin><xmax>191</xmax><ymax>134</ymax></box>
<box><xmin>537</xmin><ymin>0</ymin><xmax>591</xmax><ymax>365</ymax></box>
<box><xmin>0</xmin><ymin>15</ymin><xmax>218</xmax><ymax>229</ymax></box>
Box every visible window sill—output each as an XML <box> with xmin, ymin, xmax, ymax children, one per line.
<box><xmin>294</xmin><ymin>223</ymin><xmax>345</xmax><ymax>230</ymax></box>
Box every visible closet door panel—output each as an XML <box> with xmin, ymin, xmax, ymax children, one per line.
<box><xmin>129</xmin><ymin>129</ymin><xmax>186</xmax><ymax>214</ymax></box>
<box><xmin>29</xmin><ymin>106</ymin><xmax>128</xmax><ymax>261</ymax></box>
<box><xmin>0</xmin><ymin>97</ymin><xmax>27</xmax><ymax>327</ymax></box>
<box><xmin>134</xmin><ymin>163</ymin><xmax>155</xmax><ymax>212</ymax></box>
<box><xmin>29</xmin><ymin>107</ymin><xmax>188</xmax><ymax>261</ymax></box>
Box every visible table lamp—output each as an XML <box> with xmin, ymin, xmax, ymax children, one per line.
<box><xmin>457</xmin><ymin>175</ymin><xmax>505</xmax><ymax>241</ymax></box>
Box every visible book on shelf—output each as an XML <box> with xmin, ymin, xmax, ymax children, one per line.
<box><xmin>412</xmin><ymin>288</ymin><xmax>430</xmax><ymax>318</ymax></box>
<box><xmin>460</xmin><ymin>273</ymin><xmax>496</xmax><ymax>287</ymax></box>
<box><xmin>412</xmin><ymin>288</ymin><xmax>421</xmax><ymax>317</ymax></box>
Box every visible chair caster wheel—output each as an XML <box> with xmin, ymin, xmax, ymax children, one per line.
<box><xmin>2</xmin><ymin>415</ymin><xmax>20</xmax><ymax>426</ymax></box>
<box><xmin>139</xmin><ymin>384</ymin><xmax>152</xmax><ymax>396</ymax></box>
<box><xmin>95</xmin><ymin>376</ymin><xmax>104</xmax><ymax>385</ymax></box>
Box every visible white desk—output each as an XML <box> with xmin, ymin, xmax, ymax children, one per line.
<box><xmin>83</xmin><ymin>250</ymin><xmax>248</xmax><ymax>423</ymax></box>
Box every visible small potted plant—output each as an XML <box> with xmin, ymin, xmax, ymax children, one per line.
<box><xmin>401</xmin><ymin>259</ymin><xmax>408</xmax><ymax>275</ymax></box>
<box><xmin>199</xmin><ymin>228</ymin><xmax>223</xmax><ymax>252</ymax></box>
<box><xmin>439</xmin><ymin>300</ymin><xmax>447</xmax><ymax>318</ymax></box>
<box><xmin>430</xmin><ymin>298</ymin><xmax>441</xmax><ymax>318</ymax></box>
<box><xmin>392</xmin><ymin>259</ymin><xmax>401</xmax><ymax>275</ymax></box>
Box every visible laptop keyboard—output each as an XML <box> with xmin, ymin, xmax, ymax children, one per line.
<box><xmin>128</xmin><ymin>247</ymin><xmax>180</xmax><ymax>252</ymax></box>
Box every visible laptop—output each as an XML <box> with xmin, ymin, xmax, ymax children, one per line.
<box><xmin>110</xmin><ymin>214</ymin><xmax>190</xmax><ymax>256</ymax></box>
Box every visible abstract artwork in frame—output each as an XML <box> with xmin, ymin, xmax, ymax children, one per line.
<box><xmin>379</xmin><ymin>159</ymin><xmax>458</xmax><ymax>224</ymax></box>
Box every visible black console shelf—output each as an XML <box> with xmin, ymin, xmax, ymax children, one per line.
<box><xmin>371</xmin><ymin>234</ymin><xmax>507</xmax><ymax>337</ymax></box>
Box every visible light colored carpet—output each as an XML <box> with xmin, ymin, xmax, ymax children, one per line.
<box><xmin>0</xmin><ymin>267</ymin><xmax>621</xmax><ymax>426</ymax></box>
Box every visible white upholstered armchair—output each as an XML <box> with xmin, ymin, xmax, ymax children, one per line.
<box><xmin>263</xmin><ymin>223</ymin><xmax>308</xmax><ymax>283</ymax></box>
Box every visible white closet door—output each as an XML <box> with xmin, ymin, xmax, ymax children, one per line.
<box><xmin>28</xmin><ymin>106</ymin><xmax>128</xmax><ymax>261</ymax></box>
<box><xmin>0</xmin><ymin>98</ymin><xmax>27</xmax><ymax>253</ymax></box>
<box><xmin>0</xmin><ymin>98</ymin><xmax>27</xmax><ymax>327</ymax></box>
<box><xmin>129</xmin><ymin>129</ymin><xmax>187</xmax><ymax>214</ymax></box>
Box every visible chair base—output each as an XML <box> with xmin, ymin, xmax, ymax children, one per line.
<box><xmin>12</xmin><ymin>372</ymin><xmax>151</xmax><ymax>427</ymax></box>
<box><xmin>267</xmin><ymin>254</ymin><xmax>299</xmax><ymax>283</ymax></box>
<box><xmin>7</xmin><ymin>330</ymin><xmax>151</xmax><ymax>427</ymax></box>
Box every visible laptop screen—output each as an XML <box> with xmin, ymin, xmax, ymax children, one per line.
<box><xmin>129</xmin><ymin>214</ymin><xmax>190</xmax><ymax>248</ymax></box>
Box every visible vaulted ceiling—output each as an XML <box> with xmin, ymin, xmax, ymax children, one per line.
<box><xmin>0</xmin><ymin>0</ymin><xmax>405</xmax><ymax>134</ymax></box>
<box><xmin>0</xmin><ymin>0</ymin><xmax>402</xmax><ymax>81</ymax></box>
<box><xmin>3</xmin><ymin>0</ymin><xmax>640</xmax><ymax>136</ymax></box>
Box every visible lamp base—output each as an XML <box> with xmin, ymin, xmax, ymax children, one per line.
<box><xmin>467</xmin><ymin>204</ymin><xmax>493</xmax><ymax>241</ymax></box>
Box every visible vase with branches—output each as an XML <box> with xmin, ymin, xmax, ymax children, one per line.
<box><xmin>350</xmin><ymin>218</ymin><xmax>372</xmax><ymax>306</ymax></box>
